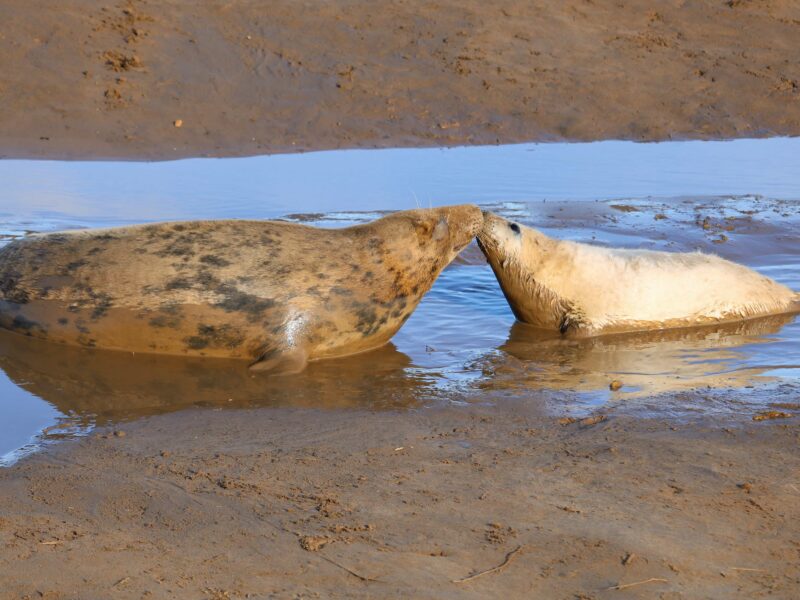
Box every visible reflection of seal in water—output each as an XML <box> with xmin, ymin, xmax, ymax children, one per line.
<box><xmin>0</xmin><ymin>205</ymin><xmax>482</xmax><ymax>373</ymax></box>
<box><xmin>478</xmin><ymin>212</ymin><xmax>800</xmax><ymax>336</ymax></box>
<box><xmin>0</xmin><ymin>329</ymin><xmax>427</xmax><ymax>422</ymax></box>
<box><xmin>491</xmin><ymin>315</ymin><xmax>797</xmax><ymax>397</ymax></box>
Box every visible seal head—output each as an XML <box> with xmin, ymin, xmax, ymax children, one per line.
<box><xmin>478</xmin><ymin>211</ymin><xmax>580</xmax><ymax>331</ymax></box>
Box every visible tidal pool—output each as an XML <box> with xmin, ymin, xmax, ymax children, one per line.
<box><xmin>1</xmin><ymin>138</ymin><xmax>798</xmax><ymax>463</ymax></box>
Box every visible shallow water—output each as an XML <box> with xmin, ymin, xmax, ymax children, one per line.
<box><xmin>1</xmin><ymin>138</ymin><xmax>799</xmax><ymax>463</ymax></box>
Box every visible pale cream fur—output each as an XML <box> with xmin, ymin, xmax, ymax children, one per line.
<box><xmin>478</xmin><ymin>212</ymin><xmax>800</xmax><ymax>336</ymax></box>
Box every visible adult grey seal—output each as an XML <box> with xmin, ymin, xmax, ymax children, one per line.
<box><xmin>0</xmin><ymin>205</ymin><xmax>482</xmax><ymax>374</ymax></box>
<box><xmin>478</xmin><ymin>212</ymin><xmax>799</xmax><ymax>336</ymax></box>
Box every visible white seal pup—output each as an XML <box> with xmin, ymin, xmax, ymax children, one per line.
<box><xmin>0</xmin><ymin>205</ymin><xmax>483</xmax><ymax>374</ymax></box>
<box><xmin>478</xmin><ymin>212</ymin><xmax>800</xmax><ymax>336</ymax></box>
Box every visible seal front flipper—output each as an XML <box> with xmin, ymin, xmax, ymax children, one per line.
<box><xmin>249</xmin><ymin>344</ymin><xmax>309</xmax><ymax>375</ymax></box>
<box><xmin>559</xmin><ymin>306</ymin><xmax>587</xmax><ymax>336</ymax></box>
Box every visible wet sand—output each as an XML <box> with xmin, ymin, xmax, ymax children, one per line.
<box><xmin>2</xmin><ymin>402</ymin><xmax>799</xmax><ymax>599</ymax></box>
<box><xmin>2</xmin><ymin>0</ymin><xmax>800</xmax><ymax>159</ymax></box>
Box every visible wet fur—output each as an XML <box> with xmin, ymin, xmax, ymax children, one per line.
<box><xmin>0</xmin><ymin>206</ymin><xmax>482</xmax><ymax>372</ymax></box>
<box><xmin>478</xmin><ymin>212</ymin><xmax>800</xmax><ymax>336</ymax></box>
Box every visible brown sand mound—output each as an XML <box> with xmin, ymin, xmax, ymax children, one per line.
<box><xmin>1</xmin><ymin>0</ymin><xmax>799</xmax><ymax>160</ymax></box>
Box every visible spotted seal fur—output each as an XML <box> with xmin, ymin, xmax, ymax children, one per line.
<box><xmin>478</xmin><ymin>212</ymin><xmax>800</xmax><ymax>336</ymax></box>
<box><xmin>0</xmin><ymin>205</ymin><xmax>482</xmax><ymax>373</ymax></box>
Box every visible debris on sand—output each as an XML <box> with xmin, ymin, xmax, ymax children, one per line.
<box><xmin>752</xmin><ymin>411</ymin><xmax>793</xmax><ymax>421</ymax></box>
<box><xmin>609</xmin><ymin>380</ymin><xmax>623</xmax><ymax>391</ymax></box>
<box><xmin>606</xmin><ymin>577</ymin><xmax>668</xmax><ymax>591</ymax></box>
<box><xmin>558</xmin><ymin>415</ymin><xmax>607</xmax><ymax>428</ymax></box>
<box><xmin>485</xmin><ymin>522</ymin><xmax>516</xmax><ymax>545</ymax></box>
<box><xmin>103</xmin><ymin>50</ymin><xmax>142</xmax><ymax>72</ymax></box>
<box><xmin>104</xmin><ymin>87</ymin><xmax>124</xmax><ymax>108</ymax></box>
<box><xmin>174</xmin><ymin>119</ymin><xmax>183</xmax><ymax>128</ymax></box>
<box><xmin>299</xmin><ymin>535</ymin><xmax>331</xmax><ymax>552</ymax></box>
<box><xmin>452</xmin><ymin>545</ymin><xmax>524</xmax><ymax>583</ymax></box>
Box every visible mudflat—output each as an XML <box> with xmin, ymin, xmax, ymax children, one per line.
<box><xmin>1</xmin><ymin>0</ymin><xmax>799</xmax><ymax>159</ymax></box>
<box><xmin>1</xmin><ymin>399</ymin><xmax>799</xmax><ymax>598</ymax></box>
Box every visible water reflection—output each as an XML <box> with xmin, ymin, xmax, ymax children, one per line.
<box><xmin>2</xmin><ymin>309</ymin><xmax>796</xmax><ymax>439</ymax></box>
<box><xmin>476</xmin><ymin>315</ymin><xmax>799</xmax><ymax>397</ymax></box>
<box><xmin>0</xmin><ymin>329</ymin><xmax>441</xmax><ymax>428</ymax></box>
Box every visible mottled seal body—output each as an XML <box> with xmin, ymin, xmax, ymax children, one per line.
<box><xmin>478</xmin><ymin>212</ymin><xmax>800</xmax><ymax>336</ymax></box>
<box><xmin>0</xmin><ymin>205</ymin><xmax>482</xmax><ymax>373</ymax></box>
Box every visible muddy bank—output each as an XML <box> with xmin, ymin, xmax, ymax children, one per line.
<box><xmin>1</xmin><ymin>0</ymin><xmax>799</xmax><ymax>160</ymax></box>
<box><xmin>1</xmin><ymin>399</ymin><xmax>799</xmax><ymax>599</ymax></box>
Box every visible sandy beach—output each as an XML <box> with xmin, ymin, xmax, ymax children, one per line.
<box><xmin>2</xmin><ymin>398</ymin><xmax>800</xmax><ymax>599</ymax></box>
<box><xmin>1</xmin><ymin>0</ymin><xmax>799</xmax><ymax>159</ymax></box>
<box><xmin>1</xmin><ymin>2</ymin><xmax>800</xmax><ymax>599</ymax></box>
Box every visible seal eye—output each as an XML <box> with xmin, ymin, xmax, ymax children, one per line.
<box><xmin>509</xmin><ymin>223</ymin><xmax>521</xmax><ymax>234</ymax></box>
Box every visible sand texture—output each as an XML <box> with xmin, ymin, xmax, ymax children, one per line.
<box><xmin>1</xmin><ymin>0</ymin><xmax>799</xmax><ymax>159</ymax></box>
<box><xmin>2</xmin><ymin>401</ymin><xmax>799</xmax><ymax>599</ymax></box>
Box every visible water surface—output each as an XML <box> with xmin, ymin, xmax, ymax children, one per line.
<box><xmin>1</xmin><ymin>138</ymin><xmax>798</xmax><ymax>463</ymax></box>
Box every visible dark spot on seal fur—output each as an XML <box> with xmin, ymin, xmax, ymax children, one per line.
<box><xmin>65</xmin><ymin>260</ymin><xmax>87</xmax><ymax>272</ymax></box>
<box><xmin>90</xmin><ymin>294</ymin><xmax>113</xmax><ymax>319</ymax></box>
<box><xmin>215</xmin><ymin>287</ymin><xmax>277</xmax><ymax>317</ymax></box>
<box><xmin>354</xmin><ymin>305</ymin><xmax>382</xmax><ymax>336</ymax></box>
<box><xmin>185</xmin><ymin>336</ymin><xmax>209</xmax><ymax>350</ymax></box>
<box><xmin>0</xmin><ymin>271</ymin><xmax>30</xmax><ymax>304</ymax></box>
<box><xmin>156</xmin><ymin>244</ymin><xmax>195</xmax><ymax>258</ymax></box>
<box><xmin>57</xmin><ymin>317</ymin><xmax>69</xmax><ymax>325</ymax></box>
<box><xmin>184</xmin><ymin>323</ymin><xmax>245</xmax><ymax>351</ymax></box>
<box><xmin>149</xmin><ymin>314</ymin><xmax>178</xmax><ymax>328</ymax></box>
<box><xmin>165</xmin><ymin>277</ymin><xmax>193</xmax><ymax>291</ymax></box>
<box><xmin>11</xmin><ymin>315</ymin><xmax>40</xmax><ymax>333</ymax></box>
<box><xmin>199</xmin><ymin>254</ymin><xmax>231</xmax><ymax>267</ymax></box>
